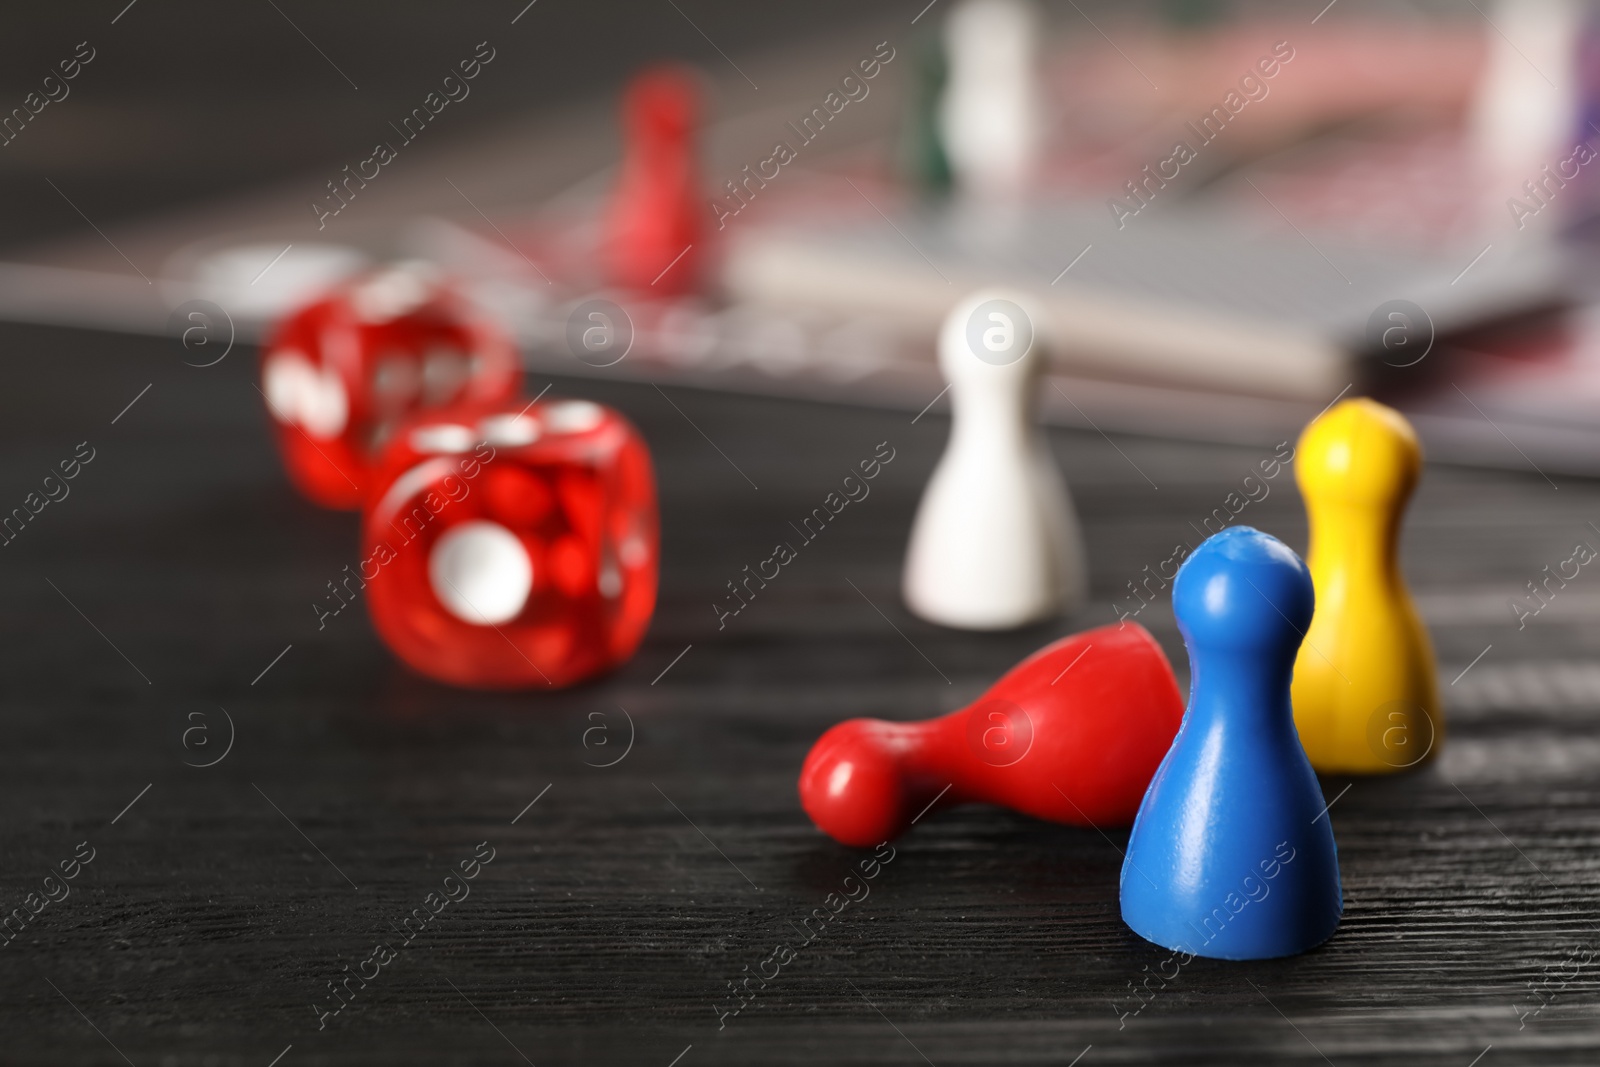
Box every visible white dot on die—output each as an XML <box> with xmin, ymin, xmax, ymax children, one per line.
<box><xmin>371</xmin><ymin>355</ymin><xmax>421</xmax><ymax>402</ymax></box>
<box><xmin>298</xmin><ymin>369</ymin><xmax>349</xmax><ymax>439</ymax></box>
<box><xmin>619</xmin><ymin>534</ymin><xmax>649</xmax><ymax>567</ymax></box>
<box><xmin>544</xmin><ymin>400</ymin><xmax>604</xmax><ymax>434</ymax></box>
<box><xmin>409</xmin><ymin>424</ymin><xmax>475</xmax><ymax>453</ymax></box>
<box><xmin>479</xmin><ymin>413</ymin><xmax>540</xmax><ymax>447</ymax></box>
<box><xmin>429</xmin><ymin>520</ymin><xmax>533</xmax><ymax>626</ymax></box>
<box><xmin>598</xmin><ymin>557</ymin><xmax>622</xmax><ymax>598</ymax></box>
<box><xmin>422</xmin><ymin>348</ymin><xmax>469</xmax><ymax>403</ymax></box>
<box><xmin>263</xmin><ymin>350</ymin><xmax>347</xmax><ymax>439</ymax></box>
<box><xmin>262</xmin><ymin>351</ymin><xmax>314</xmax><ymax>423</ymax></box>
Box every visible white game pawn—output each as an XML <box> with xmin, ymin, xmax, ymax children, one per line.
<box><xmin>938</xmin><ymin>0</ymin><xmax>1042</xmax><ymax>199</ymax></box>
<box><xmin>1468</xmin><ymin>0</ymin><xmax>1580</xmax><ymax>235</ymax></box>
<box><xmin>903</xmin><ymin>290</ymin><xmax>1086</xmax><ymax>629</ymax></box>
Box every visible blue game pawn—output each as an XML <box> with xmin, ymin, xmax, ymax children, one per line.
<box><xmin>1121</xmin><ymin>526</ymin><xmax>1342</xmax><ymax>960</ymax></box>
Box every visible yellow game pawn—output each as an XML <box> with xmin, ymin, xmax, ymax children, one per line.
<box><xmin>1291</xmin><ymin>397</ymin><xmax>1442</xmax><ymax>773</ymax></box>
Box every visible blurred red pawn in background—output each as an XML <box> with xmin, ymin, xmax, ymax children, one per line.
<box><xmin>605</xmin><ymin>66</ymin><xmax>705</xmax><ymax>294</ymax></box>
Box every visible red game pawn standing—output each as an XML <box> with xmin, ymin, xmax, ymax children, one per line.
<box><xmin>260</xmin><ymin>263</ymin><xmax>521</xmax><ymax>510</ymax></box>
<box><xmin>604</xmin><ymin>66</ymin><xmax>704</xmax><ymax>293</ymax></box>
<box><xmin>799</xmin><ymin>623</ymin><xmax>1184</xmax><ymax>847</ymax></box>
<box><xmin>361</xmin><ymin>398</ymin><xmax>658</xmax><ymax>689</ymax></box>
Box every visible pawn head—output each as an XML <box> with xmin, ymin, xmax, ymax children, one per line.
<box><xmin>622</xmin><ymin>65</ymin><xmax>700</xmax><ymax>145</ymax></box>
<box><xmin>1173</xmin><ymin>526</ymin><xmax>1313</xmax><ymax>655</ymax></box>
<box><xmin>1296</xmin><ymin>397</ymin><xmax>1420</xmax><ymax>507</ymax></box>
<box><xmin>938</xmin><ymin>288</ymin><xmax>1044</xmax><ymax>387</ymax></box>
<box><xmin>798</xmin><ymin>719</ymin><xmax>910</xmax><ymax>848</ymax></box>
<box><xmin>945</xmin><ymin>0</ymin><xmax>1038</xmax><ymax>70</ymax></box>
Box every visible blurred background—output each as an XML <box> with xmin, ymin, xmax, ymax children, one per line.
<box><xmin>5</xmin><ymin>7</ymin><xmax>1599</xmax><ymax>1062</ymax></box>
<box><xmin>3</xmin><ymin>0</ymin><xmax>1599</xmax><ymax>470</ymax></box>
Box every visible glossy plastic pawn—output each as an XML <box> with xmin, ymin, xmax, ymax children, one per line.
<box><xmin>1121</xmin><ymin>526</ymin><xmax>1342</xmax><ymax>960</ymax></box>
<box><xmin>1292</xmin><ymin>398</ymin><xmax>1441</xmax><ymax>773</ymax></box>
<box><xmin>605</xmin><ymin>66</ymin><xmax>704</xmax><ymax>293</ymax></box>
<box><xmin>938</xmin><ymin>0</ymin><xmax>1041</xmax><ymax>197</ymax></box>
<box><xmin>799</xmin><ymin>622</ymin><xmax>1184</xmax><ymax>847</ymax></box>
<box><xmin>902</xmin><ymin>289</ymin><xmax>1087</xmax><ymax>629</ymax></box>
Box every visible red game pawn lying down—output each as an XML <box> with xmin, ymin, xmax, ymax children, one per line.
<box><xmin>799</xmin><ymin>623</ymin><xmax>1184</xmax><ymax>846</ymax></box>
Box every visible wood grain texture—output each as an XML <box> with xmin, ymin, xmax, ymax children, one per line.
<box><xmin>0</xmin><ymin>322</ymin><xmax>1595</xmax><ymax>1066</ymax></box>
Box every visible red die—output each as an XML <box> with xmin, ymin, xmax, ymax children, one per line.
<box><xmin>260</xmin><ymin>263</ymin><xmax>520</xmax><ymax>510</ymax></box>
<box><xmin>361</xmin><ymin>397</ymin><xmax>659</xmax><ymax>689</ymax></box>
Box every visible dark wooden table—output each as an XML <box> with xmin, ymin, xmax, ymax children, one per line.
<box><xmin>1</xmin><ymin>320</ymin><xmax>1596</xmax><ymax>1066</ymax></box>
